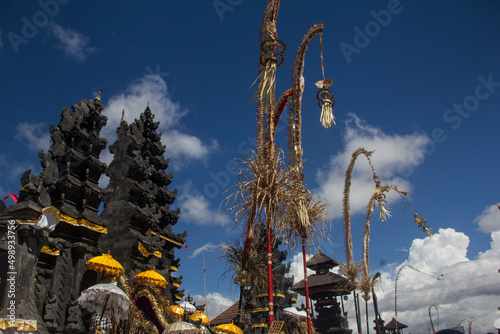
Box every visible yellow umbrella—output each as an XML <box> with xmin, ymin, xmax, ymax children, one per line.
<box><xmin>189</xmin><ymin>311</ymin><xmax>210</xmax><ymax>327</ymax></box>
<box><xmin>214</xmin><ymin>323</ymin><xmax>243</xmax><ymax>334</ymax></box>
<box><xmin>169</xmin><ymin>305</ymin><xmax>185</xmax><ymax>317</ymax></box>
<box><xmin>134</xmin><ymin>269</ymin><xmax>168</xmax><ymax>288</ymax></box>
<box><xmin>87</xmin><ymin>252</ymin><xmax>123</xmax><ymax>276</ymax></box>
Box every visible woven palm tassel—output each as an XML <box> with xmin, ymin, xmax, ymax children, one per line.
<box><xmin>316</xmin><ymin>79</ymin><xmax>335</xmax><ymax>128</ymax></box>
<box><xmin>320</xmin><ymin>99</ymin><xmax>335</xmax><ymax>128</ymax></box>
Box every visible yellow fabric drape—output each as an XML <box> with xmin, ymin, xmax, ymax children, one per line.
<box><xmin>0</xmin><ymin>319</ymin><xmax>37</xmax><ymax>331</ymax></box>
<box><xmin>151</xmin><ymin>231</ymin><xmax>183</xmax><ymax>247</ymax></box>
<box><xmin>137</xmin><ymin>242</ymin><xmax>161</xmax><ymax>258</ymax></box>
<box><xmin>59</xmin><ymin>214</ymin><xmax>107</xmax><ymax>234</ymax></box>
<box><xmin>40</xmin><ymin>245</ymin><xmax>60</xmax><ymax>256</ymax></box>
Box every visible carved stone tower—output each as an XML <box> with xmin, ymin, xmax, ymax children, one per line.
<box><xmin>99</xmin><ymin>104</ymin><xmax>186</xmax><ymax>304</ymax></box>
<box><xmin>34</xmin><ymin>93</ymin><xmax>109</xmax><ymax>333</ymax></box>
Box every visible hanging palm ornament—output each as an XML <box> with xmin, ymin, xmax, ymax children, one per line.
<box><xmin>316</xmin><ymin>79</ymin><xmax>335</xmax><ymax>128</ymax></box>
<box><xmin>316</xmin><ymin>34</ymin><xmax>335</xmax><ymax>128</ymax></box>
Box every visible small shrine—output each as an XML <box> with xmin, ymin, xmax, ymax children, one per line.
<box><xmin>291</xmin><ymin>249</ymin><xmax>352</xmax><ymax>334</ymax></box>
<box><xmin>384</xmin><ymin>318</ymin><xmax>408</xmax><ymax>334</ymax></box>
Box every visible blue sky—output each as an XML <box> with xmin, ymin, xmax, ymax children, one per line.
<box><xmin>1</xmin><ymin>1</ymin><xmax>500</xmax><ymax>332</ymax></box>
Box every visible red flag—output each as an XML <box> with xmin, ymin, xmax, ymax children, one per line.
<box><xmin>185</xmin><ymin>245</ymin><xmax>188</xmax><ymax>251</ymax></box>
<box><xmin>2</xmin><ymin>194</ymin><xmax>18</xmax><ymax>204</ymax></box>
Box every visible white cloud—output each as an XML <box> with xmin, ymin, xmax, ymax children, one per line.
<box><xmin>316</xmin><ymin>113</ymin><xmax>431</xmax><ymax>219</ymax></box>
<box><xmin>163</xmin><ymin>130</ymin><xmax>219</xmax><ymax>164</ymax></box>
<box><xmin>48</xmin><ymin>23</ymin><xmax>98</xmax><ymax>61</ymax></box>
<box><xmin>287</xmin><ymin>252</ymin><xmax>314</xmax><ymax>282</ymax></box>
<box><xmin>14</xmin><ymin>122</ymin><xmax>50</xmax><ymax>152</ymax></box>
<box><xmin>340</xmin><ymin>228</ymin><xmax>500</xmax><ymax>333</ymax></box>
<box><xmin>479</xmin><ymin>230</ymin><xmax>500</xmax><ymax>259</ymax></box>
<box><xmin>474</xmin><ymin>203</ymin><xmax>500</xmax><ymax>233</ymax></box>
<box><xmin>191</xmin><ymin>292</ymin><xmax>236</xmax><ymax>319</ymax></box>
<box><xmin>102</xmin><ymin>74</ymin><xmax>217</xmax><ymax>169</ymax></box>
<box><xmin>189</xmin><ymin>242</ymin><xmax>218</xmax><ymax>259</ymax></box>
<box><xmin>178</xmin><ymin>181</ymin><xmax>229</xmax><ymax>226</ymax></box>
<box><xmin>405</xmin><ymin>228</ymin><xmax>469</xmax><ymax>274</ymax></box>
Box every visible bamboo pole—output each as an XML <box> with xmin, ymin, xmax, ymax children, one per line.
<box><xmin>267</xmin><ymin>224</ymin><xmax>274</xmax><ymax>325</ymax></box>
<box><xmin>302</xmin><ymin>239</ymin><xmax>312</xmax><ymax>334</ymax></box>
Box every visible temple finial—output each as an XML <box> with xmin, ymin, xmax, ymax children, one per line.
<box><xmin>121</xmin><ymin>109</ymin><xmax>127</xmax><ymax>123</ymax></box>
<box><xmin>96</xmin><ymin>87</ymin><xmax>103</xmax><ymax>101</ymax></box>
<box><xmin>146</xmin><ymin>101</ymin><xmax>150</xmax><ymax>110</ymax></box>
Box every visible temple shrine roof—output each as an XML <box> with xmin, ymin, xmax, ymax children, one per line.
<box><xmin>307</xmin><ymin>248</ymin><xmax>340</xmax><ymax>273</ymax></box>
<box><xmin>384</xmin><ymin>317</ymin><xmax>408</xmax><ymax>330</ymax></box>
<box><xmin>291</xmin><ymin>271</ymin><xmax>350</xmax><ymax>296</ymax></box>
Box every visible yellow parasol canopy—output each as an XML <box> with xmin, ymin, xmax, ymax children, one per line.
<box><xmin>189</xmin><ymin>311</ymin><xmax>210</xmax><ymax>327</ymax></box>
<box><xmin>86</xmin><ymin>252</ymin><xmax>124</xmax><ymax>276</ymax></box>
<box><xmin>169</xmin><ymin>305</ymin><xmax>185</xmax><ymax>317</ymax></box>
<box><xmin>134</xmin><ymin>269</ymin><xmax>168</xmax><ymax>288</ymax></box>
<box><xmin>214</xmin><ymin>323</ymin><xmax>243</xmax><ymax>334</ymax></box>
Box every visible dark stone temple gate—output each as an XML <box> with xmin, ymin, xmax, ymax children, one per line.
<box><xmin>0</xmin><ymin>92</ymin><xmax>185</xmax><ymax>333</ymax></box>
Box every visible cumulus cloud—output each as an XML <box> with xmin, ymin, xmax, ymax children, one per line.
<box><xmin>163</xmin><ymin>130</ymin><xmax>219</xmax><ymax>163</ymax></box>
<box><xmin>478</xmin><ymin>230</ymin><xmax>500</xmax><ymax>259</ymax></box>
<box><xmin>191</xmin><ymin>292</ymin><xmax>235</xmax><ymax>318</ymax></box>
<box><xmin>340</xmin><ymin>228</ymin><xmax>500</xmax><ymax>333</ymax></box>
<box><xmin>189</xmin><ymin>242</ymin><xmax>218</xmax><ymax>259</ymax></box>
<box><xmin>47</xmin><ymin>23</ymin><xmax>98</xmax><ymax>61</ymax></box>
<box><xmin>102</xmin><ymin>74</ymin><xmax>217</xmax><ymax>169</ymax></box>
<box><xmin>177</xmin><ymin>181</ymin><xmax>229</xmax><ymax>226</ymax></box>
<box><xmin>14</xmin><ymin>122</ymin><xmax>51</xmax><ymax>152</ymax></box>
<box><xmin>315</xmin><ymin>113</ymin><xmax>431</xmax><ymax>219</ymax></box>
<box><xmin>474</xmin><ymin>203</ymin><xmax>500</xmax><ymax>233</ymax></box>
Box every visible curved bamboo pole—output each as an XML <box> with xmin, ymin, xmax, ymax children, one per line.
<box><xmin>342</xmin><ymin>148</ymin><xmax>374</xmax><ymax>334</ymax></box>
<box><xmin>342</xmin><ymin>148</ymin><xmax>374</xmax><ymax>283</ymax></box>
<box><xmin>287</xmin><ymin>23</ymin><xmax>325</xmax><ymax>174</ymax></box>
<box><xmin>468</xmin><ymin>317</ymin><xmax>485</xmax><ymax>334</ymax></box>
<box><xmin>428</xmin><ymin>304</ymin><xmax>439</xmax><ymax>333</ymax></box>
<box><xmin>395</xmin><ymin>265</ymin><xmax>441</xmax><ymax>332</ymax></box>
<box><xmin>285</xmin><ymin>23</ymin><xmax>326</xmax><ymax>334</ymax></box>
<box><xmin>360</xmin><ymin>184</ymin><xmax>406</xmax><ymax>300</ymax></box>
